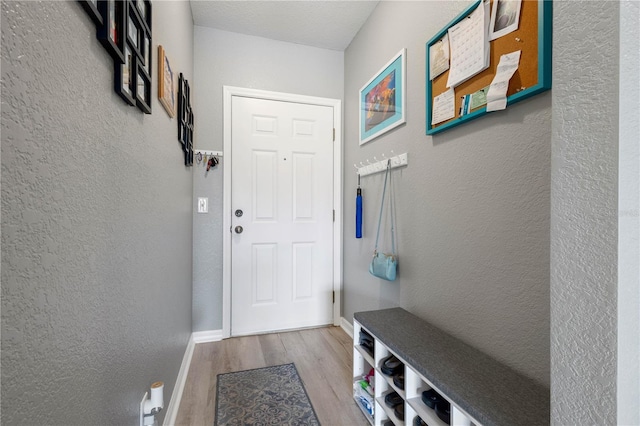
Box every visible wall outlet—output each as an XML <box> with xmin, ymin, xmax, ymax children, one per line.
<box><xmin>139</xmin><ymin>392</ymin><xmax>148</xmax><ymax>426</ymax></box>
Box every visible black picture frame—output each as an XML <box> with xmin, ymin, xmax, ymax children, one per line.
<box><xmin>138</xmin><ymin>0</ymin><xmax>152</xmax><ymax>34</ymax></box>
<box><xmin>135</xmin><ymin>57</ymin><xmax>152</xmax><ymax>114</ymax></box>
<box><xmin>79</xmin><ymin>0</ymin><xmax>103</xmax><ymax>27</ymax></box>
<box><xmin>142</xmin><ymin>32</ymin><xmax>152</xmax><ymax>75</ymax></box>
<box><xmin>97</xmin><ymin>0</ymin><xmax>126</xmax><ymax>64</ymax></box>
<box><xmin>186</xmin><ymin>109</ymin><xmax>194</xmax><ymax>166</ymax></box>
<box><xmin>177</xmin><ymin>73</ymin><xmax>194</xmax><ymax>166</ymax></box>
<box><xmin>183</xmin><ymin>106</ymin><xmax>193</xmax><ymax>166</ymax></box>
<box><xmin>126</xmin><ymin>3</ymin><xmax>143</xmax><ymax>59</ymax></box>
<box><xmin>114</xmin><ymin>44</ymin><xmax>135</xmax><ymax>106</ymax></box>
<box><xmin>178</xmin><ymin>73</ymin><xmax>186</xmax><ymax>144</ymax></box>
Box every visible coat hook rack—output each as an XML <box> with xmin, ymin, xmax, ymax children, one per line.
<box><xmin>194</xmin><ymin>150</ymin><xmax>223</xmax><ymax>157</ymax></box>
<box><xmin>356</xmin><ymin>152</ymin><xmax>408</xmax><ymax>177</ymax></box>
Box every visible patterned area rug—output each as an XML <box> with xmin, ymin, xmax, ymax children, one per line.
<box><xmin>215</xmin><ymin>363</ymin><xmax>320</xmax><ymax>425</ymax></box>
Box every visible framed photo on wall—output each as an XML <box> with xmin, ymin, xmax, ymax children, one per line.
<box><xmin>79</xmin><ymin>0</ymin><xmax>103</xmax><ymax>27</ymax></box>
<box><xmin>158</xmin><ymin>45</ymin><xmax>176</xmax><ymax>117</ymax></box>
<box><xmin>135</xmin><ymin>57</ymin><xmax>152</xmax><ymax>114</ymax></box>
<box><xmin>359</xmin><ymin>48</ymin><xmax>407</xmax><ymax>145</ymax></box>
<box><xmin>114</xmin><ymin>45</ymin><xmax>135</xmax><ymax>106</ymax></box>
<box><xmin>97</xmin><ymin>0</ymin><xmax>126</xmax><ymax>64</ymax></box>
<box><xmin>139</xmin><ymin>0</ymin><xmax>152</xmax><ymax>34</ymax></box>
<box><xmin>126</xmin><ymin>4</ymin><xmax>143</xmax><ymax>59</ymax></box>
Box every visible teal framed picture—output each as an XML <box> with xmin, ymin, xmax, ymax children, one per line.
<box><xmin>359</xmin><ymin>48</ymin><xmax>406</xmax><ymax>145</ymax></box>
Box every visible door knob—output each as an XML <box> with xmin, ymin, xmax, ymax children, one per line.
<box><xmin>235</xmin><ymin>226</ymin><xmax>244</xmax><ymax>234</ymax></box>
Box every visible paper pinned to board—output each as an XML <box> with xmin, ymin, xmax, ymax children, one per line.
<box><xmin>432</xmin><ymin>88</ymin><xmax>456</xmax><ymax>125</ymax></box>
<box><xmin>489</xmin><ymin>0</ymin><xmax>522</xmax><ymax>41</ymax></box>
<box><xmin>446</xmin><ymin>0</ymin><xmax>490</xmax><ymax>88</ymax></box>
<box><xmin>486</xmin><ymin>50</ymin><xmax>521</xmax><ymax>112</ymax></box>
<box><xmin>430</xmin><ymin>34</ymin><xmax>450</xmax><ymax>80</ymax></box>
<box><xmin>470</xmin><ymin>86</ymin><xmax>489</xmax><ymax>110</ymax></box>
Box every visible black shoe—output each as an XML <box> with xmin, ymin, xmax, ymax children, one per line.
<box><xmin>394</xmin><ymin>403</ymin><xmax>405</xmax><ymax>421</ymax></box>
<box><xmin>360</xmin><ymin>341</ymin><xmax>374</xmax><ymax>357</ymax></box>
<box><xmin>413</xmin><ymin>416</ymin><xmax>428</xmax><ymax>426</ymax></box>
<box><xmin>393</xmin><ymin>373</ymin><xmax>404</xmax><ymax>390</ymax></box>
<box><xmin>435</xmin><ymin>400</ymin><xmax>451</xmax><ymax>425</ymax></box>
<box><xmin>421</xmin><ymin>389</ymin><xmax>445</xmax><ymax>409</ymax></box>
<box><xmin>359</xmin><ymin>330</ymin><xmax>373</xmax><ymax>343</ymax></box>
<box><xmin>359</xmin><ymin>331</ymin><xmax>375</xmax><ymax>357</ymax></box>
<box><xmin>384</xmin><ymin>391</ymin><xmax>403</xmax><ymax>408</ymax></box>
<box><xmin>381</xmin><ymin>354</ymin><xmax>403</xmax><ymax>376</ymax></box>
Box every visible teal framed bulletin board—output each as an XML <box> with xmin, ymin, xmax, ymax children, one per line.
<box><xmin>426</xmin><ymin>0</ymin><xmax>552</xmax><ymax>135</ymax></box>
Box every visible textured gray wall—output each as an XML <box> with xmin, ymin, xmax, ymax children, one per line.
<box><xmin>618</xmin><ymin>1</ymin><xmax>640</xmax><ymax>424</ymax></box>
<box><xmin>343</xmin><ymin>1</ymin><xmax>551</xmax><ymax>386</ymax></box>
<box><xmin>1</xmin><ymin>1</ymin><xmax>194</xmax><ymax>424</ymax></box>
<box><xmin>550</xmin><ymin>1</ymin><xmax>619</xmax><ymax>424</ymax></box>
<box><xmin>192</xmin><ymin>27</ymin><xmax>344</xmax><ymax>331</ymax></box>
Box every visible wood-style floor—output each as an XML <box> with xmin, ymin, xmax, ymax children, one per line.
<box><xmin>174</xmin><ymin>326</ymin><xmax>369</xmax><ymax>425</ymax></box>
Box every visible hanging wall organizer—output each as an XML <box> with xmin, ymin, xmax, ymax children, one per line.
<box><xmin>425</xmin><ymin>0</ymin><xmax>552</xmax><ymax>134</ymax></box>
<box><xmin>355</xmin><ymin>152</ymin><xmax>408</xmax><ymax>178</ymax></box>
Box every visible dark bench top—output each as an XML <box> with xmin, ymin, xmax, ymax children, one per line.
<box><xmin>354</xmin><ymin>308</ymin><xmax>549</xmax><ymax>426</ymax></box>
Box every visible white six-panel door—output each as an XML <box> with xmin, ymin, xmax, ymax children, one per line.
<box><xmin>230</xmin><ymin>96</ymin><xmax>335</xmax><ymax>336</ymax></box>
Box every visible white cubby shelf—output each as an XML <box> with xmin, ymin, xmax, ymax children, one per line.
<box><xmin>352</xmin><ymin>308</ymin><xmax>549</xmax><ymax>426</ymax></box>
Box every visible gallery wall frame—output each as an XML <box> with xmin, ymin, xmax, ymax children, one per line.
<box><xmin>126</xmin><ymin>4</ymin><xmax>144</xmax><ymax>60</ymax></box>
<box><xmin>80</xmin><ymin>0</ymin><xmax>153</xmax><ymax>114</ymax></box>
<box><xmin>135</xmin><ymin>0</ymin><xmax>152</xmax><ymax>33</ymax></box>
<box><xmin>114</xmin><ymin>44</ymin><xmax>135</xmax><ymax>106</ymax></box>
<box><xmin>96</xmin><ymin>0</ymin><xmax>126</xmax><ymax>64</ymax></box>
<box><xmin>79</xmin><ymin>0</ymin><xmax>102</xmax><ymax>26</ymax></box>
<box><xmin>158</xmin><ymin>45</ymin><xmax>176</xmax><ymax>117</ymax></box>
<box><xmin>135</xmin><ymin>58</ymin><xmax>152</xmax><ymax>114</ymax></box>
<box><xmin>143</xmin><ymin>32</ymin><xmax>152</xmax><ymax>75</ymax></box>
<box><xmin>359</xmin><ymin>48</ymin><xmax>407</xmax><ymax>145</ymax></box>
<box><xmin>178</xmin><ymin>73</ymin><xmax>194</xmax><ymax>166</ymax></box>
<box><xmin>124</xmin><ymin>0</ymin><xmax>152</xmax><ymax>114</ymax></box>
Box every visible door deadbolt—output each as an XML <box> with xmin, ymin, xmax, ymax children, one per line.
<box><xmin>235</xmin><ymin>226</ymin><xmax>243</xmax><ymax>234</ymax></box>
<box><xmin>235</xmin><ymin>209</ymin><xmax>243</xmax><ymax>217</ymax></box>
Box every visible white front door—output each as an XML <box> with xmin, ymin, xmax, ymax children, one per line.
<box><xmin>230</xmin><ymin>96</ymin><xmax>335</xmax><ymax>336</ymax></box>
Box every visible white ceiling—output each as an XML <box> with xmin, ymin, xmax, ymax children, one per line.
<box><xmin>189</xmin><ymin>1</ymin><xmax>380</xmax><ymax>51</ymax></box>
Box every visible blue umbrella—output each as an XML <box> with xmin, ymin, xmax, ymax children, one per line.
<box><xmin>356</xmin><ymin>174</ymin><xmax>363</xmax><ymax>238</ymax></box>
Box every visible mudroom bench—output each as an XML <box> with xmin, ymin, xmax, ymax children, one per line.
<box><xmin>352</xmin><ymin>308</ymin><xmax>549</xmax><ymax>426</ymax></box>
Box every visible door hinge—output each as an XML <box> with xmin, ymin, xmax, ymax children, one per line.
<box><xmin>332</xmin><ymin>291</ymin><xmax>335</xmax><ymax>304</ymax></box>
<box><xmin>333</xmin><ymin>210</ymin><xmax>335</xmax><ymax>222</ymax></box>
<box><xmin>333</xmin><ymin>128</ymin><xmax>335</xmax><ymax>142</ymax></box>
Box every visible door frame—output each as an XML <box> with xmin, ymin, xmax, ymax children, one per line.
<box><xmin>222</xmin><ymin>86</ymin><xmax>343</xmax><ymax>338</ymax></box>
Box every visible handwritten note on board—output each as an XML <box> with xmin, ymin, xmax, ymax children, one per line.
<box><xmin>486</xmin><ymin>50</ymin><xmax>521</xmax><ymax>111</ymax></box>
<box><xmin>432</xmin><ymin>88</ymin><xmax>456</xmax><ymax>125</ymax></box>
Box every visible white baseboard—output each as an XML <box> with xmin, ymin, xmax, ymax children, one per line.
<box><xmin>340</xmin><ymin>317</ymin><xmax>353</xmax><ymax>339</ymax></box>
<box><xmin>192</xmin><ymin>329</ymin><xmax>223</xmax><ymax>344</ymax></box>
<box><xmin>163</xmin><ymin>329</ymin><xmax>223</xmax><ymax>425</ymax></box>
<box><xmin>163</xmin><ymin>337</ymin><xmax>195</xmax><ymax>426</ymax></box>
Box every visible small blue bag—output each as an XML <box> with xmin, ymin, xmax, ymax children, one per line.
<box><xmin>369</xmin><ymin>160</ymin><xmax>397</xmax><ymax>281</ymax></box>
<box><xmin>369</xmin><ymin>251</ymin><xmax>397</xmax><ymax>281</ymax></box>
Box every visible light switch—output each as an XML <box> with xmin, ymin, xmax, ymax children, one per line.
<box><xmin>197</xmin><ymin>197</ymin><xmax>208</xmax><ymax>213</ymax></box>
